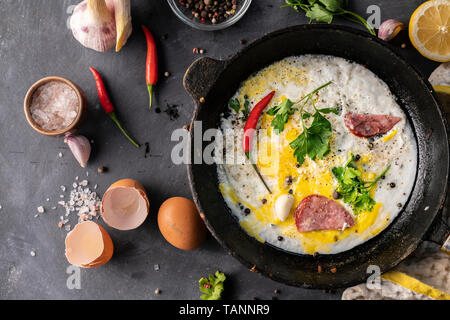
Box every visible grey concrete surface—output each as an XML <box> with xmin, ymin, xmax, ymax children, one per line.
<box><xmin>0</xmin><ymin>0</ymin><xmax>438</xmax><ymax>300</ymax></box>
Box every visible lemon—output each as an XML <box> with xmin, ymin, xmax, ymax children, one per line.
<box><xmin>429</xmin><ymin>62</ymin><xmax>450</xmax><ymax>113</ymax></box>
<box><xmin>409</xmin><ymin>0</ymin><xmax>450</xmax><ymax>62</ymax></box>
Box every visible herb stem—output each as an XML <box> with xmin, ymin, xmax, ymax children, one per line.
<box><xmin>341</xmin><ymin>9</ymin><xmax>376</xmax><ymax>35</ymax></box>
<box><xmin>363</xmin><ymin>164</ymin><xmax>391</xmax><ymax>189</ymax></box>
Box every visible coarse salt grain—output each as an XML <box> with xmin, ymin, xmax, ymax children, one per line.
<box><xmin>29</xmin><ymin>81</ymin><xmax>79</xmax><ymax>131</ymax></box>
<box><xmin>41</xmin><ymin>176</ymin><xmax>102</xmax><ymax>233</ymax></box>
<box><xmin>37</xmin><ymin>206</ymin><xmax>44</xmax><ymax>213</ymax></box>
<box><xmin>30</xmin><ymin>251</ymin><xmax>36</xmax><ymax>257</ymax></box>
<box><xmin>58</xmin><ymin>152</ymin><xmax>63</xmax><ymax>158</ymax></box>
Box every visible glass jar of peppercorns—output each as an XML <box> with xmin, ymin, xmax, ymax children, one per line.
<box><xmin>168</xmin><ymin>0</ymin><xmax>252</xmax><ymax>31</ymax></box>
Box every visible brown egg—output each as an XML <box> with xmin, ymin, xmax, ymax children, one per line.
<box><xmin>157</xmin><ymin>197</ymin><xmax>206</xmax><ymax>250</ymax></box>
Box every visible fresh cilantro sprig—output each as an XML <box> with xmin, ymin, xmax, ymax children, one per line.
<box><xmin>266</xmin><ymin>81</ymin><xmax>333</xmax><ymax>134</ymax></box>
<box><xmin>332</xmin><ymin>154</ymin><xmax>391</xmax><ymax>214</ymax></box>
<box><xmin>283</xmin><ymin>0</ymin><xmax>376</xmax><ymax>36</ymax></box>
<box><xmin>199</xmin><ymin>271</ymin><xmax>226</xmax><ymax>300</ymax></box>
<box><xmin>268</xmin><ymin>81</ymin><xmax>337</xmax><ymax>166</ymax></box>
<box><xmin>266</xmin><ymin>98</ymin><xmax>296</xmax><ymax>133</ymax></box>
<box><xmin>228</xmin><ymin>98</ymin><xmax>240</xmax><ymax>113</ymax></box>
<box><xmin>289</xmin><ymin>102</ymin><xmax>336</xmax><ymax>165</ymax></box>
<box><xmin>228</xmin><ymin>95</ymin><xmax>251</xmax><ymax>120</ymax></box>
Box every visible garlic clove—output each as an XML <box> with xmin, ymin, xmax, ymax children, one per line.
<box><xmin>64</xmin><ymin>133</ymin><xmax>92</xmax><ymax>168</ymax></box>
<box><xmin>114</xmin><ymin>0</ymin><xmax>132</xmax><ymax>52</ymax></box>
<box><xmin>378</xmin><ymin>19</ymin><xmax>405</xmax><ymax>42</ymax></box>
<box><xmin>70</xmin><ymin>0</ymin><xmax>116</xmax><ymax>52</ymax></box>
<box><xmin>274</xmin><ymin>194</ymin><xmax>295</xmax><ymax>222</ymax></box>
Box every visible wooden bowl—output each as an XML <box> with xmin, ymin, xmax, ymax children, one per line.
<box><xmin>24</xmin><ymin>76</ymin><xmax>87</xmax><ymax>136</ymax></box>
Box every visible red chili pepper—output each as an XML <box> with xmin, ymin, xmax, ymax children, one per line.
<box><xmin>142</xmin><ymin>25</ymin><xmax>158</xmax><ymax>110</ymax></box>
<box><xmin>89</xmin><ymin>67</ymin><xmax>140</xmax><ymax>148</ymax></box>
<box><xmin>242</xmin><ymin>91</ymin><xmax>275</xmax><ymax>193</ymax></box>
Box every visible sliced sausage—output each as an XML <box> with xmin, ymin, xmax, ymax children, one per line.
<box><xmin>344</xmin><ymin>113</ymin><xmax>402</xmax><ymax>138</ymax></box>
<box><xmin>295</xmin><ymin>195</ymin><xmax>354</xmax><ymax>232</ymax></box>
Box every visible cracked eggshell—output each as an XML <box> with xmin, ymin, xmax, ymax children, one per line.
<box><xmin>65</xmin><ymin>221</ymin><xmax>114</xmax><ymax>268</ymax></box>
<box><xmin>101</xmin><ymin>178</ymin><xmax>149</xmax><ymax>230</ymax></box>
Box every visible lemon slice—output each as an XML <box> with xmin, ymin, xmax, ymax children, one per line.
<box><xmin>409</xmin><ymin>0</ymin><xmax>450</xmax><ymax>62</ymax></box>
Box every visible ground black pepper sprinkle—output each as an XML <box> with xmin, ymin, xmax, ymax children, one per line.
<box><xmin>164</xmin><ymin>104</ymin><xmax>180</xmax><ymax>120</ymax></box>
<box><xmin>261</xmin><ymin>198</ymin><xmax>267</xmax><ymax>204</ymax></box>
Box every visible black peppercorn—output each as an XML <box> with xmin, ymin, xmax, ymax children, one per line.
<box><xmin>390</xmin><ymin>182</ymin><xmax>396</xmax><ymax>188</ymax></box>
<box><xmin>244</xmin><ymin>208</ymin><xmax>251</xmax><ymax>215</ymax></box>
<box><xmin>354</xmin><ymin>154</ymin><xmax>361</xmax><ymax>161</ymax></box>
<box><xmin>277</xmin><ymin>236</ymin><xmax>284</xmax><ymax>241</ymax></box>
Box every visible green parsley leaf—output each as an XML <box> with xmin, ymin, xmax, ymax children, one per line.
<box><xmin>243</xmin><ymin>95</ymin><xmax>250</xmax><ymax>120</ymax></box>
<box><xmin>199</xmin><ymin>271</ymin><xmax>226</xmax><ymax>300</ymax></box>
<box><xmin>319</xmin><ymin>0</ymin><xmax>344</xmax><ymax>12</ymax></box>
<box><xmin>302</xmin><ymin>112</ymin><xmax>313</xmax><ymax>119</ymax></box>
<box><xmin>283</xmin><ymin>1</ymin><xmax>376</xmax><ymax>35</ymax></box>
<box><xmin>270</xmin><ymin>98</ymin><xmax>296</xmax><ymax>134</ymax></box>
<box><xmin>290</xmin><ymin>109</ymin><xmax>333</xmax><ymax>165</ymax></box>
<box><xmin>290</xmin><ymin>130</ymin><xmax>308</xmax><ymax>165</ymax></box>
<box><xmin>332</xmin><ymin>155</ymin><xmax>390</xmax><ymax>214</ymax></box>
<box><xmin>305</xmin><ymin>4</ymin><xmax>333</xmax><ymax>23</ymax></box>
<box><xmin>269</xmin><ymin>81</ymin><xmax>332</xmax><ymax>135</ymax></box>
<box><xmin>318</xmin><ymin>107</ymin><xmax>340</xmax><ymax>115</ymax></box>
<box><xmin>228</xmin><ymin>98</ymin><xmax>240</xmax><ymax>113</ymax></box>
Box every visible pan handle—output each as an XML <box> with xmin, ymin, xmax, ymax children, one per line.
<box><xmin>183</xmin><ymin>57</ymin><xmax>228</xmax><ymax>105</ymax></box>
<box><xmin>423</xmin><ymin>196</ymin><xmax>450</xmax><ymax>255</ymax></box>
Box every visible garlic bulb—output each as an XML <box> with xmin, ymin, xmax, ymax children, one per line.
<box><xmin>70</xmin><ymin>0</ymin><xmax>132</xmax><ymax>52</ymax></box>
<box><xmin>64</xmin><ymin>133</ymin><xmax>92</xmax><ymax>168</ymax></box>
<box><xmin>378</xmin><ymin>19</ymin><xmax>405</xmax><ymax>42</ymax></box>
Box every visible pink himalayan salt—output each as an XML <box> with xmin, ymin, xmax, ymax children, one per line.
<box><xmin>30</xmin><ymin>81</ymin><xmax>79</xmax><ymax>131</ymax></box>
